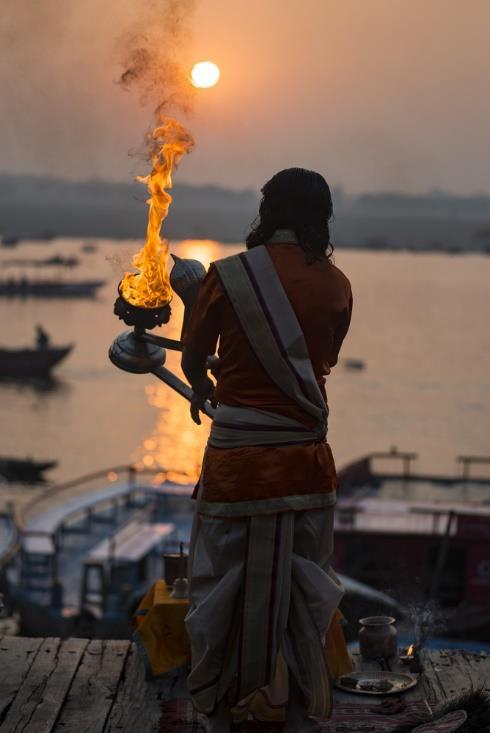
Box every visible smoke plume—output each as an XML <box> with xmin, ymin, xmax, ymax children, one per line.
<box><xmin>118</xmin><ymin>0</ymin><xmax>196</xmax><ymax>121</ymax></box>
<box><xmin>0</xmin><ymin>0</ymin><xmax>197</xmax><ymax>180</ymax></box>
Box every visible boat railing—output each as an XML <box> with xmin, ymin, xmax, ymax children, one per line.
<box><xmin>15</xmin><ymin>464</ymin><xmax>194</xmax><ymax>535</ymax></box>
<box><xmin>338</xmin><ymin>448</ymin><xmax>419</xmax><ymax>491</ymax></box>
<box><xmin>339</xmin><ymin>450</ymin><xmax>490</xmax><ymax>497</ymax></box>
<box><xmin>369</xmin><ymin>449</ymin><xmax>419</xmax><ymax>479</ymax></box>
<box><xmin>456</xmin><ymin>455</ymin><xmax>490</xmax><ymax>480</ymax></box>
<box><xmin>335</xmin><ymin>502</ymin><xmax>458</xmax><ymax>536</ymax></box>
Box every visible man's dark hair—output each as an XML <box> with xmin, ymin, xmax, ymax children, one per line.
<box><xmin>246</xmin><ymin>167</ymin><xmax>334</xmax><ymax>263</ymax></box>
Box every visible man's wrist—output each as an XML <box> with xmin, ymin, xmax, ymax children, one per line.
<box><xmin>191</xmin><ymin>376</ymin><xmax>214</xmax><ymax>398</ymax></box>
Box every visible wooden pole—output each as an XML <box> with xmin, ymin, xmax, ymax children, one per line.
<box><xmin>428</xmin><ymin>510</ymin><xmax>455</xmax><ymax>603</ymax></box>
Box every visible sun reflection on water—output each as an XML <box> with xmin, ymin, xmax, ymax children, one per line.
<box><xmin>133</xmin><ymin>374</ymin><xmax>210</xmax><ymax>485</ymax></box>
<box><xmin>130</xmin><ymin>239</ymin><xmax>222</xmax><ymax>485</ymax></box>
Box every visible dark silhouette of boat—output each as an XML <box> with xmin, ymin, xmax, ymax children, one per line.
<box><xmin>0</xmin><ymin>279</ymin><xmax>105</xmax><ymax>298</ymax></box>
<box><xmin>0</xmin><ymin>345</ymin><xmax>72</xmax><ymax>376</ymax></box>
<box><xmin>4</xmin><ymin>255</ymin><xmax>80</xmax><ymax>268</ymax></box>
<box><xmin>1</xmin><ymin>234</ymin><xmax>19</xmax><ymax>247</ymax></box>
<box><xmin>342</xmin><ymin>357</ymin><xmax>366</xmax><ymax>370</ymax></box>
<box><xmin>0</xmin><ymin>457</ymin><xmax>57</xmax><ymax>484</ymax></box>
<box><xmin>81</xmin><ymin>242</ymin><xmax>98</xmax><ymax>253</ymax></box>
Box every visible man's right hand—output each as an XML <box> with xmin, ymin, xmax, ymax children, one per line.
<box><xmin>189</xmin><ymin>377</ymin><xmax>216</xmax><ymax>425</ymax></box>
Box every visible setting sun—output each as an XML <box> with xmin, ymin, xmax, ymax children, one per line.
<box><xmin>190</xmin><ymin>61</ymin><xmax>220</xmax><ymax>89</ymax></box>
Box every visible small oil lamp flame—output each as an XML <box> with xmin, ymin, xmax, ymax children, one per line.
<box><xmin>400</xmin><ymin>644</ymin><xmax>416</xmax><ymax>663</ymax></box>
<box><xmin>399</xmin><ymin>643</ymin><xmax>423</xmax><ymax>673</ymax></box>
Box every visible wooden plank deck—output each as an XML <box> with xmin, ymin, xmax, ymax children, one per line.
<box><xmin>0</xmin><ymin>637</ymin><xmax>488</xmax><ymax>732</ymax></box>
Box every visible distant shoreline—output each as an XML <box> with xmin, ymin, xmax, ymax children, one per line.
<box><xmin>1</xmin><ymin>173</ymin><xmax>489</xmax><ymax>253</ymax></box>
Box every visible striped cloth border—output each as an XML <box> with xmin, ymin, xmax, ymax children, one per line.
<box><xmin>214</xmin><ymin>247</ymin><xmax>327</xmax><ymax>431</ymax></box>
<box><xmin>159</xmin><ymin>699</ymin><xmax>431</xmax><ymax>732</ymax></box>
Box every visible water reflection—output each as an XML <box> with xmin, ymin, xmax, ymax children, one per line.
<box><xmin>0</xmin><ymin>375</ymin><xmax>69</xmax><ymax>396</ymax></box>
<box><xmin>128</xmin><ymin>240</ymin><xmax>226</xmax><ymax>483</ymax></box>
<box><xmin>132</xmin><ymin>381</ymin><xmax>209</xmax><ymax>485</ymax></box>
<box><xmin>1</xmin><ymin>238</ymin><xmax>488</xmax><ymax>486</ymax></box>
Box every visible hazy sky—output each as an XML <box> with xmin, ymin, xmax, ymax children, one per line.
<box><xmin>1</xmin><ymin>0</ymin><xmax>489</xmax><ymax>194</ymax></box>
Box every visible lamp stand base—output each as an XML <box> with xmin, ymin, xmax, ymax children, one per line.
<box><xmin>109</xmin><ymin>330</ymin><xmax>165</xmax><ymax>374</ymax></box>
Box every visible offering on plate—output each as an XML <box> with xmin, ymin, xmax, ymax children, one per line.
<box><xmin>358</xmin><ymin>679</ymin><xmax>394</xmax><ymax>692</ymax></box>
<box><xmin>340</xmin><ymin>676</ymin><xmax>359</xmax><ymax>689</ymax></box>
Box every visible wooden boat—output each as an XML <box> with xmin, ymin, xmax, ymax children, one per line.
<box><xmin>81</xmin><ymin>242</ymin><xmax>98</xmax><ymax>253</ymax></box>
<box><xmin>342</xmin><ymin>357</ymin><xmax>366</xmax><ymax>370</ymax></box>
<box><xmin>0</xmin><ymin>345</ymin><xmax>72</xmax><ymax>376</ymax></box>
<box><xmin>0</xmin><ymin>279</ymin><xmax>105</xmax><ymax>298</ymax></box>
<box><xmin>335</xmin><ymin>449</ymin><xmax>490</xmax><ymax>640</ymax></box>
<box><xmin>0</xmin><ymin>457</ymin><xmax>57</xmax><ymax>484</ymax></box>
<box><xmin>3</xmin><ymin>454</ymin><xmax>489</xmax><ymax>641</ymax></box>
<box><xmin>1</xmin><ymin>465</ymin><xmax>401</xmax><ymax>639</ymax></box>
<box><xmin>4</xmin><ymin>255</ymin><xmax>80</xmax><ymax>268</ymax></box>
<box><xmin>1</xmin><ymin>234</ymin><xmax>19</xmax><ymax>247</ymax></box>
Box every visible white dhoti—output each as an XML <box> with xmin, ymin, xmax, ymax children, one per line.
<box><xmin>185</xmin><ymin>244</ymin><xmax>344</xmax><ymax>719</ymax></box>
<box><xmin>185</xmin><ymin>506</ymin><xmax>343</xmax><ymax>718</ymax></box>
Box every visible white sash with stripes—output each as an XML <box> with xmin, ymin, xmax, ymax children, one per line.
<box><xmin>210</xmin><ymin>245</ymin><xmax>328</xmax><ymax>448</ymax></box>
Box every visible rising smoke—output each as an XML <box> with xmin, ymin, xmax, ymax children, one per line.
<box><xmin>115</xmin><ymin>1</ymin><xmax>198</xmax><ymax>297</ymax></box>
<box><xmin>0</xmin><ymin>0</ymin><xmax>197</xmax><ymax>179</ymax></box>
<box><xmin>118</xmin><ymin>0</ymin><xmax>196</xmax><ymax>121</ymax></box>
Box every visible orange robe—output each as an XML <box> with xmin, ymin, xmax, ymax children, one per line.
<box><xmin>183</xmin><ymin>241</ymin><xmax>353</xmax><ymax>503</ymax></box>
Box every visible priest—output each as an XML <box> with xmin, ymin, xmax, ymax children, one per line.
<box><xmin>182</xmin><ymin>168</ymin><xmax>353</xmax><ymax>733</ymax></box>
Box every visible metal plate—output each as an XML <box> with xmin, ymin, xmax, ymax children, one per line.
<box><xmin>335</xmin><ymin>670</ymin><xmax>418</xmax><ymax>695</ymax></box>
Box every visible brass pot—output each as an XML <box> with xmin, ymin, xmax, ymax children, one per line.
<box><xmin>359</xmin><ymin>616</ymin><xmax>398</xmax><ymax>660</ymax></box>
<box><xmin>163</xmin><ymin>552</ymin><xmax>188</xmax><ymax>588</ymax></box>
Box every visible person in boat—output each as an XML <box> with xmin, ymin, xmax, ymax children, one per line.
<box><xmin>181</xmin><ymin>168</ymin><xmax>353</xmax><ymax>732</ymax></box>
<box><xmin>35</xmin><ymin>324</ymin><xmax>50</xmax><ymax>351</ymax></box>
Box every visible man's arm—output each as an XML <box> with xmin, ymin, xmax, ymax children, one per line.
<box><xmin>181</xmin><ymin>348</ymin><xmax>213</xmax><ymax>394</ymax></box>
<box><xmin>329</xmin><ymin>291</ymin><xmax>353</xmax><ymax>368</ymax></box>
<box><xmin>180</xmin><ymin>264</ymin><xmax>222</xmax><ymax>424</ymax></box>
<box><xmin>181</xmin><ymin>348</ymin><xmax>215</xmax><ymax>425</ymax></box>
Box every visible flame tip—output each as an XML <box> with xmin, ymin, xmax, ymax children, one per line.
<box><xmin>119</xmin><ymin>117</ymin><xmax>194</xmax><ymax>308</ymax></box>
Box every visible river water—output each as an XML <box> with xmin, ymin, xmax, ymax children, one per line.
<box><xmin>1</xmin><ymin>239</ymin><xmax>489</xmax><ymax>501</ymax></box>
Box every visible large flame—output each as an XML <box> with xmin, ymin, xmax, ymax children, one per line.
<box><xmin>120</xmin><ymin>118</ymin><xmax>195</xmax><ymax>308</ymax></box>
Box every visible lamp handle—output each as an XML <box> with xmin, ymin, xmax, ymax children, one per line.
<box><xmin>140</xmin><ymin>332</ymin><xmax>183</xmax><ymax>351</ymax></box>
<box><xmin>151</xmin><ymin>364</ymin><xmax>215</xmax><ymax>420</ymax></box>
<box><xmin>141</xmin><ymin>331</ymin><xmax>218</xmax><ymax>371</ymax></box>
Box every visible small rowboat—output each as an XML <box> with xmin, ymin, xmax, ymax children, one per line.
<box><xmin>0</xmin><ymin>457</ymin><xmax>58</xmax><ymax>484</ymax></box>
<box><xmin>0</xmin><ymin>345</ymin><xmax>72</xmax><ymax>376</ymax></box>
<box><xmin>0</xmin><ymin>279</ymin><xmax>105</xmax><ymax>298</ymax></box>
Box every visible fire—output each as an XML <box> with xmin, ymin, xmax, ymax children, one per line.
<box><xmin>120</xmin><ymin>118</ymin><xmax>195</xmax><ymax>308</ymax></box>
<box><xmin>407</xmin><ymin>644</ymin><xmax>415</xmax><ymax>656</ymax></box>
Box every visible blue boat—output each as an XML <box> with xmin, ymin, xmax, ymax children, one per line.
<box><xmin>0</xmin><ymin>465</ymin><xmax>401</xmax><ymax>639</ymax></box>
